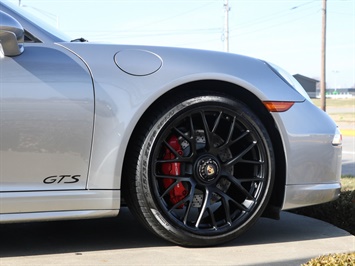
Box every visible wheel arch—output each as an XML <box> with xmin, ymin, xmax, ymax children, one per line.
<box><xmin>122</xmin><ymin>79</ymin><xmax>286</xmax><ymax>214</ymax></box>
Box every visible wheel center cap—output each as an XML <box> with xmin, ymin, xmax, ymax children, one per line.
<box><xmin>196</xmin><ymin>156</ymin><xmax>220</xmax><ymax>182</ymax></box>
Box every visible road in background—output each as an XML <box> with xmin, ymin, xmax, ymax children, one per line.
<box><xmin>327</xmin><ymin>102</ymin><xmax>354</xmax><ymax>176</ymax></box>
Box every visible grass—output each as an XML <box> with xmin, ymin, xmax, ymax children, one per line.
<box><xmin>329</xmin><ymin>113</ymin><xmax>355</xmax><ymax>123</ymax></box>
<box><xmin>311</xmin><ymin>98</ymin><xmax>355</xmax><ymax>123</ymax></box>
<box><xmin>312</xmin><ymin>98</ymin><xmax>355</xmax><ymax>125</ymax></box>
<box><xmin>341</xmin><ymin>175</ymin><xmax>355</xmax><ymax>191</ymax></box>
<box><xmin>311</xmin><ymin>98</ymin><xmax>355</xmax><ymax>108</ymax></box>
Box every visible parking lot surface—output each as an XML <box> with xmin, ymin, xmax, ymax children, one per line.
<box><xmin>0</xmin><ymin>208</ymin><xmax>354</xmax><ymax>266</ymax></box>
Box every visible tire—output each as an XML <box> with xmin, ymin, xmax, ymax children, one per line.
<box><xmin>123</xmin><ymin>92</ymin><xmax>275</xmax><ymax>247</ymax></box>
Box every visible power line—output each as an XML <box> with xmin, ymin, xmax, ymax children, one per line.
<box><xmin>230</xmin><ymin>9</ymin><xmax>319</xmax><ymax>38</ymax></box>
<box><xmin>291</xmin><ymin>0</ymin><xmax>318</xmax><ymax>10</ymax></box>
<box><xmin>229</xmin><ymin>1</ymin><xmax>318</xmax><ymax>31</ymax></box>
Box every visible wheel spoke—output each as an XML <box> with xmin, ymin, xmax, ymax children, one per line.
<box><xmin>195</xmin><ymin>187</ymin><xmax>210</xmax><ymax>228</ymax></box>
<box><xmin>207</xmin><ymin>208</ymin><xmax>217</xmax><ymax>229</ymax></box>
<box><xmin>200</xmin><ymin>111</ymin><xmax>215</xmax><ymax>151</ymax></box>
<box><xmin>221</xmin><ymin>197</ymin><xmax>232</xmax><ymax>224</ymax></box>
<box><xmin>211</xmin><ymin>111</ymin><xmax>223</xmax><ymax>133</ymax></box>
<box><xmin>223</xmin><ymin>141</ymin><xmax>257</xmax><ymax>167</ymax></box>
<box><xmin>159</xmin><ymin>179</ymin><xmax>180</xmax><ymax>198</ymax></box>
<box><xmin>219</xmin><ymin>129</ymin><xmax>250</xmax><ymax>150</ymax></box>
<box><xmin>188</xmin><ymin>116</ymin><xmax>197</xmax><ymax>154</ymax></box>
<box><xmin>239</xmin><ymin>159</ymin><xmax>264</xmax><ymax>165</ymax></box>
<box><xmin>156</xmin><ymin>157</ymin><xmax>192</xmax><ymax>164</ymax></box>
<box><xmin>162</xmin><ymin>140</ymin><xmax>182</xmax><ymax>158</ymax></box>
<box><xmin>183</xmin><ymin>200</ymin><xmax>194</xmax><ymax>225</ymax></box>
<box><xmin>172</xmin><ymin>126</ymin><xmax>193</xmax><ymax>147</ymax></box>
<box><xmin>155</xmin><ymin>174</ymin><xmax>191</xmax><ymax>180</ymax></box>
<box><xmin>172</xmin><ymin>127</ymin><xmax>188</xmax><ymax>139</ymax></box>
<box><xmin>238</xmin><ymin>176</ymin><xmax>264</xmax><ymax>183</ymax></box>
<box><xmin>155</xmin><ymin>175</ymin><xmax>192</xmax><ymax>195</ymax></box>
<box><xmin>168</xmin><ymin>195</ymin><xmax>190</xmax><ymax>211</ymax></box>
<box><xmin>224</xmin><ymin>172</ymin><xmax>255</xmax><ymax>200</ymax></box>
<box><xmin>218</xmin><ymin>189</ymin><xmax>250</xmax><ymax>212</ymax></box>
<box><xmin>182</xmin><ymin>184</ymin><xmax>197</xmax><ymax>224</ymax></box>
<box><xmin>224</xmin><ymin>116</ymin><xmax>236</xmax><ymax>146</ymax></box>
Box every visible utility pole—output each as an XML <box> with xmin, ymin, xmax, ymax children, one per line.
<box><xmin>320</xmin><ymin>0</ymin><xmax>327</xmax><ymax>111</ymax></box>
<box><xmin>224</xmin><ymin>0</ymin><xmax>230</xmax><ymax>52</ymax></box>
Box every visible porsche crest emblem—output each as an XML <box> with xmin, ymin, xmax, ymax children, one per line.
<box><xmin>207</xmin><ymin>164</ymin><xmax>215</xmax><ymax>176</ymax></box>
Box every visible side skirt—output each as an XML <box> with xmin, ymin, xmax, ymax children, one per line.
<box><xmin>0</xmin><ymin>190</ymin><xmax>120</xmax><ymax>223</ymax></box>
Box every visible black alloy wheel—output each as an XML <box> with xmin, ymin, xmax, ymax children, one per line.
<box><xmin>124</xmin><ymin>93</ymin><xmax>275</xmax><ymax>246</ymax></box>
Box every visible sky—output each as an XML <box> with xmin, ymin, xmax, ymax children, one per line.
<box><xmin>7</xmin><ymin>0</ymin><xmax>355</xmax><ymax>88</ymax></box>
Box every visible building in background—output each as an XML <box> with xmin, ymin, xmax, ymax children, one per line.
<box><xmin>293</xmin><ymin>74</ymin><xmax>354</xmax><ymax>98</ymax></box>
<box><xmin>293</xmin><ymin>74</ymin><xmax>319</xmax><ymax>98</ymax></box>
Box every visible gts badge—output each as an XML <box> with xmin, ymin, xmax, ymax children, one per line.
<box><xmin>43</xmin><ymin>175</ymin><xmax>80</xmax><ymax>184</ymax></box>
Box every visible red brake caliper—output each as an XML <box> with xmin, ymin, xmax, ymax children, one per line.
<box><xmin>161</xmin><ymin>135</ymin><xmax>188</xmax><ymax>207</ymax></box>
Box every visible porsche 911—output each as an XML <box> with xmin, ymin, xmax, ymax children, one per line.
<box><xmin>0</xmin><ymin>1</ymin><xmax>342</xmax><ymax>246</ymax></box>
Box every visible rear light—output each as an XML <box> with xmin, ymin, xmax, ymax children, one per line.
<box><xmin>332</xmin><ymin>128</ymin><xmax>342</xmax><ymax>146</ymax></box>
<box><xmin>263</xmin><ymin>101</ymin><xmax>295</xmax><ymax>112</ymax></box>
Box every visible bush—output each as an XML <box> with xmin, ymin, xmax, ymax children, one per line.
<box><xmin>291</xmin><ymin>190</ymin><xmax>355</xmax><ymax>235</ymax></box>
<box><xmin>302</xmin><ymin>252</ymin><xmax>355</xmax><ymax>266</ymax></box>
<box><xmin>291</xmin><ymin>176</ymin><xmax>355</xmax><ymax>235</ymax></box>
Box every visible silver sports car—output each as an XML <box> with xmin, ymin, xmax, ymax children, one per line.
<box><xmin>0</xmin><ymin>1</ymin><xmax>342</xmax><ymax>246</ymax></box>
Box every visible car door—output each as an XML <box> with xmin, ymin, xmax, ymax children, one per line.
<box><xmin>0</xmin><ymin>44</ymin><xmax>94</xmax><ymax>192</ymax></box>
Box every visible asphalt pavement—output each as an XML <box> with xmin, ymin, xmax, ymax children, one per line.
<box><xmin>0</xmin><ymin>208</ymin><xmax>353</xmax><ymax>266</ymax></box>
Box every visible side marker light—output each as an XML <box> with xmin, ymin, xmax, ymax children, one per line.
<box><xmin>263</xmin><ymin>101</ymin><xmax>295</xmax><ymax>112</ymax></box>
<box><xmin>332</xmin><ymin>128</ymin><xmax>342</xmax><ymax>146</ymax></box>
